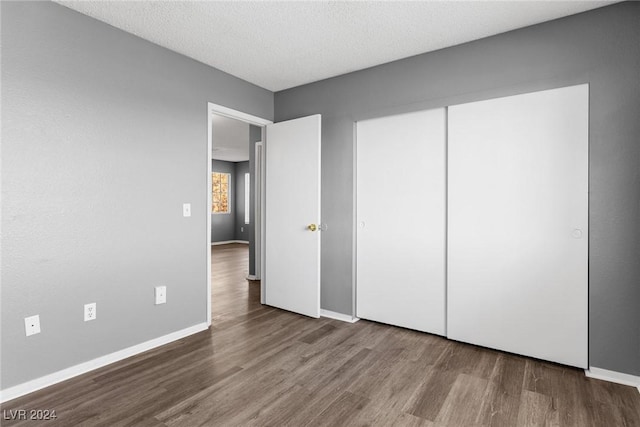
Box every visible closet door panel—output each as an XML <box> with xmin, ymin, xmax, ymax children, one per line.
<box><xmin>447</xmin><ymin>85</ymin><xmax>588</xmax><ymax>368</ymax></box>
<box><xmin>357</xmin><ymin>109</ymin><xmax>446</xmax><ymax>335</ymax></box>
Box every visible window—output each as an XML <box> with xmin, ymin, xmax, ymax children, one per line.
<box><xmin>244</xmin><ymin>173</ymin><xmax>250</xmax><ymax>224</ymax></box>
<box><xmin>212</xmin><ymin>172</ymin><xmax>230</xmax><ymax>213</ymax></box>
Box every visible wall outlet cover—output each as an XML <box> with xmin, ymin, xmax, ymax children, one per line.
<box><xmin>24</xmin><ymin>315</ymin><xmax>41</xmax><ymax>336</ymax></box>
<box><xmin>84</xmin><ymin>303</ymin><xmax>97</xmax><ymax>321</ymax></box>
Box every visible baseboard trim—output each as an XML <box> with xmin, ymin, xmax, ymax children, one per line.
<box><xmin>585</xmin><ymin>367</ymin><xmax>640</xmax><ymax>392</ymax></box>
<box><xmin>321</xmin><ymin>309</ymin><xmax>359</xmax><ymax>323</ymax></box>
<box><xmin>211</xmin><ymin>240</ymin><xmax>249</xmax><ymax>246</ymax></box>
<box><xmin>0</xmin><ymin>322</ymin><xmax>209</xmax><ymax>403</ymax></box>
<box><xmin>246</xmin><ymin>275</ymin><xmax>260</xmax><ymax>281</ymax></box>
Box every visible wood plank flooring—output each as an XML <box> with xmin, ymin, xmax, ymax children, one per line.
<box><xmin>2</xmin><ymin>243</ymin><xmax>639</xmax><ymax>426</ymax></box>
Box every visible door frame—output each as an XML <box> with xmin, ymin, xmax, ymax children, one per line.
<box><xmin>207</xmin><ymin>102</ymin><xmax>272</xmax><ymax>326</ymax></box>
<box><xmin>253</xmin><ymin>141</ymin><xmax>264</xmax><ymax>282</ymax></box>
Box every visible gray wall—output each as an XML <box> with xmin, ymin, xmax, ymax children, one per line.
<box><xmin>210</xmin><ymin>160</ymin><xmax>236</xmax><ymax>242</ymax></box>
<box><xmin>248</xmin><ymin>125</ymin><xmax>262</xmax><ymax>276</ymax></box>
<box><xmin>234</xmin><ymin>161</ymin><xmax>250</xmax><ymax>241</ymax></box>
<box><xmin>275</xmin><ymin>2</ymin><xmax>640</xmax><ymax>376</ymax></box>
<box><xmin>1</xmin><ymin>1</ymin><xmax>273</xmax><ymax>389</ymax></box>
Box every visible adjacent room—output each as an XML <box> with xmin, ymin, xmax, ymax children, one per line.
<box><xmin>2</xmin><ymin>1</ymin><xmax>639</xmax><ymax>425</ymax></box>
<box><xmin>209</xmin><ymin>112</ymin><xmax>263</xmax><ymax>325</ymax></box>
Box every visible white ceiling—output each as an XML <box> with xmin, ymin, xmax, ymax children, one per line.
<box><xmin>55</xmin><ymin>1</ymin><xmax>616</xmax><ymax>92</ymax></box>
<box><xmin>211</xmin><ymin>114</ymin><xmax>250</xmax><ymax>162</ymax></box>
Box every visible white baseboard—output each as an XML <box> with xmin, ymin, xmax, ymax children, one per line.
<box><xmin>0</xmin><ymin>322</ymin><xmax>209</xmax><ymax>404</ymax></box>
<box><xmin>211</xmin><ymin>240</ymin><xmax>249</xmax><ymax>246</ymax></box>
<box><xmin>585</xmin><ymin>367</ymin><xmax>640</xmax><ymax>392</ymax></box>
<box><xmin>321</xmin><ymin>309</ymin><xmax>359</xmax><ymax>323</ymax></box>
<box><xmin>246</xmin><ymin>275</ymin><xmax>260</xmax><ymax>281</ymax></box>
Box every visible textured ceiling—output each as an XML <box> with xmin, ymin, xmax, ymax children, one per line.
<box><xmin>55</xmin><ymin>1</ymin><xmax>617</xmax><ymax>92</ymax></box>
<box><xmin>211</xmin><ymin>114</ymin><xmax>250</xmax><ymax>162</ymax></box>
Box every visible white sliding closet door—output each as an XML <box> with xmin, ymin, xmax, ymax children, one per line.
<box><xmin>448</xmin><ymin>85</ymin><xmax>588</xmax><ymax>368</ymax></box>
<box><xmin>357</xmin><ymin>109</ymin><xmax>446</xmax><ymax>335</ymax></box>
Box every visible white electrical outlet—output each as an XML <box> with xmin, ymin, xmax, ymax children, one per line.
<box><xmin>84</xmin><ymin>303</ymin><xmax>97</xmax><ymax>321</ymax></box>
<box><xmin>24</xmin><ymin>315</ymin><xmax>41</xmax><ymax>337</ymax></box>
<box><xmin>183</xmin><ymin>203</ymin><xmax>191</xmax><ymax>217</ymax></box>
<box><xmin>155</xmin><ymin>286</ymin><xmax>167</xmax><ymax>305</ymax></box>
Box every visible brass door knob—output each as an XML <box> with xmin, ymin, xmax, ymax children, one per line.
<box><xmin>308</xmin><ymin>224</ymin><xmax>317</xmax><ymax>232</ymax></box>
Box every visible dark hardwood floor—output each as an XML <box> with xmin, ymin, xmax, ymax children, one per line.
<box><xmin>2</xmin><ymin>243</ymin><xmax>639</xmax><ymax>426</ymax></box>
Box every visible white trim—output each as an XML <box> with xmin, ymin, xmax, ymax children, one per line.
<box><xmin>207</xmin><ymin>102</ymin><xmax>272</xmax><ymax>127</ymax></box>
<box><xmin>259</xmin><ymin>134</ymin><xmax>267</xmax><ymax>304</ymax></box>
<box><xmin>211</xmin><ymin>240</ymin><xmax>249</xmax><ymax>246</ymax></box>
<box><xmin>254</xmin><ymin>142</ymin><xmax>263</xmax><ymax>283</ymax></box>
<box><xmin>585</xmin><ymin>367</ymin><xmax>640</xmax><ymax>390</ymax></box>
<box><xmin>321</xmin><ymin>309</ymin><xmax>360</xmax><ymax>323</ymax></box>
<box><xmin>352</xmin><ymin>121</ymin><xmax>358</xmax><ymax>321</ymax></box>
<box><xmin>207</xmin><ymin>105</ymin><xmax>213</xmax><ymax>326</ymax></box>
<box><xmin>0</xmin><ymin>322</ymin><xmax>208</xmax><ymax>404</ymax></box>
<box><xmin>246</xmin><ymin>275</ymin><xmax>259</xmax><ymax>281</ymax></box>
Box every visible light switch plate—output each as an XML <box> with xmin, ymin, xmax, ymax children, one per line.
<box><xmin>25</xmin><ymin>315</ymin><xmax>41</xmax><ymax>336</ymax></box>
<box><xmin>155</xmin><ymin>286</ymin><xmax>167</xmax><ymax>305</ymax></box>
<box><xmin>183</xmin><ymin>203</ymin><xmax>191</xmax><ymax>217</ymax></box>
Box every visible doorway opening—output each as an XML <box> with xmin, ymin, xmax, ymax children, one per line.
<box><xmin>207</xmin><ymin>103</ymin><xmax>272</xmax><ymax>326</ymax></box>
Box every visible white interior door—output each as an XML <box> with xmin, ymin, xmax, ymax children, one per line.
<box><xmin>447</xmin><ymin>85</ymin><xmax>588</xmax><ymax>368</ymax></box>
<box><xmin>264</xmin><ymin>115</ymin><xmax>321</xmax><ymax>318</ymax></box>
<box><xmin>357</xmin><ymin>109</ymin><xmax>446</xmax><ymax>334</ymax></box>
